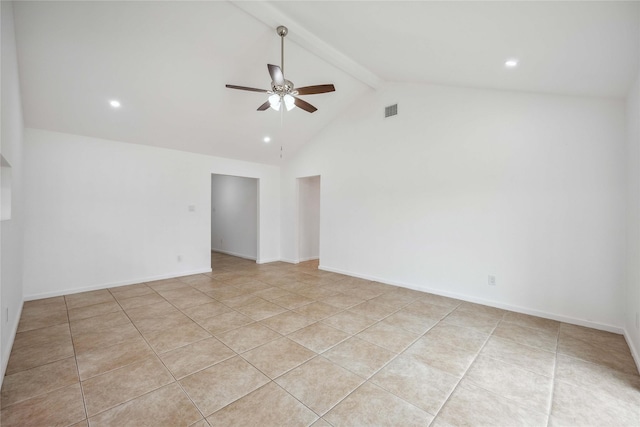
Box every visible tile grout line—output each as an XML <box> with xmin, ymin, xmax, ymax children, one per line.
<box><xmin>546</xmin><ymin>324</ymin><xmax>561</xmax><ymax>427</ymax></box>
<box><xmin>64</xmin><ymin>294</ymin><xmax>90</xmax><ymax>426</ymax></box>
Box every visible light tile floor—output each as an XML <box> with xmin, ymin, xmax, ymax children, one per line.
<box><xmin>2</xmin><ymin>252</ymin><xmax>639</xmax><ymax>426</ymax></box>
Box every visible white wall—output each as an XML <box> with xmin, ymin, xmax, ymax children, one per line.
<box><xmin>211</xmin><ymin>174</ymin><xmax>258</xmax><ymax>260</ymax></box>
<box><xmin>298</xmin><ymin>175</ymin><xmax>320</xmax><ymax>262</ymax></box>
<box><xmin>281</xmin><ymin>82</ymin><xmax>627</xmax><ymax>331</ymax></box>
<box><xmin>22</xmin><ymin>129</ymin><xmax>280</xmax><ymax>299</ymax></box>
<box><xmin>1</xmin><ymin>1</ymin><xmax>25</xmax><ymax>380</ymax></box>
<box><xmin>626</xmin><ymin>71</ymin><xmax>640</xmax><ymax>362</ymax></box>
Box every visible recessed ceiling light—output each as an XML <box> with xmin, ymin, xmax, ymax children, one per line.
<box><xmin>263</xmin><ymin>136</ymin><xmax>271</xmax><ymax>143</ymax></box>
<box><xmin>109</xmin><ymin>100</ymin><xmax>121</xmax><ymax>108</ymax></box>
<box><xmin>504</xmin><ymin>59</ymin><xmax>519</xmax><ymax>68</ymax></box>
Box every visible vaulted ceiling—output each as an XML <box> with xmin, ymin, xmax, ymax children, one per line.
<box><xmin>12</xmin><ymin>1</ymin><xmax>640</xmax><ymax>165</ymax></box>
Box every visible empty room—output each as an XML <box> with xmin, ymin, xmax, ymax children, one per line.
<box><xmin>1</xmin><ymin>1</ymin><xmax>639</xmax><ymax>426</ymax></box>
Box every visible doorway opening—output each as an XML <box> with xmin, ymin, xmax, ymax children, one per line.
<box><xmin>297</xmin><ymin>175</ymin><xmax>320</xmax><ymax>263</ymax></box>
<box><xmin>210</xmin><ymin>174</ymin><xmax>259</xmax><ymax>269</ymax></box>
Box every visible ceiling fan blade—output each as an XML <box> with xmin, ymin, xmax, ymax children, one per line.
<box><xmin>295</xmin><ymin>84</ymin><xmax>336</xmax><ymax>95</ymax></box>
<box><xmin>293</xmin><ymin>97</ymin><xmax>318</xmax><ymax>113</ymax></box>
<box><xmin>268</xmin><ymin>64</ymin><xmax>285</xmax><ymax>86</ymax></box>
<box><xmin>257</xmin><ymin>100</ymin><xmax>270</xmax><ymax>111</ymax></box>
<box><xmin>225</xmin><ymin>84</ymin><xmax>269</xmax><ymax>93</ymax></box>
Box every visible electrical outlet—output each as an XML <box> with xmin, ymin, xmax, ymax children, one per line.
<box><xmin>488</xmin><ymin>275</ymin><xmax>496</xmax><ymax>286</ymax></box>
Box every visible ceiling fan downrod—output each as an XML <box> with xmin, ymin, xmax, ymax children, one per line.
<box><xmin>277</xmin><ymin>25</ymin><xmax>288</xmax><ymax>75</ymax></box>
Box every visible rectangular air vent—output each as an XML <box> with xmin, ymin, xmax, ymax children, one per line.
<box><xmin>384</xmin><ymin>104</ymin><xmax>398</xmax><ymax>118</ymax></box>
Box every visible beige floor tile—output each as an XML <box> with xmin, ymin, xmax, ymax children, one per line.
<box><xmin>403</xmin><ymin>300</ymin><xmax>456</xmax><ymax>318</ymax></box>
<box><xmin>503</xmin><ymin>311</ymin><xmax>561</xmax><ymax>334</ymax></box>
<box><xmin>76</xmin><ymin>335</ymin><xmax>154</xmax><ymax>380</ymax></box>
<box><xmin>109</xmin><ymin>283</ymin><xmax>154</xmax><ymax>297</ymax></box>
<box><xmin>241</xmin><ymin>337</ymin><xmax>316</xmax><ymax>379</ymax></box>
<box><xmin>65</xmin><ymin>289</ymin><xmax>115</xmax><ymax>309</ymax></box>
<box><xmin>404</xmin><ymin>336</ymin><xmax>477</xmax><ymax>377</ymax></box>
<box><xmin>116</xmin><ymin>292</ymin><xmax>165</xmax><ymax>309</ymax></box>
<box><xmin>273</xmin><ymin>293</ymin><xmax>315</xmax><ymax>309</ymax></box>
<box><xmin>319</xmin><ymin>294</ymin><xmax>365</xmax><ymax>309</ymax></box>
<box><xmin>464</xmin><ymin>355</ymin><xmax>553</xmax><ymax>414</ymax></box>
<box><xmin>0</xmin><ymin>383</ymin><xmax>85</xmax><ymax>427</ymax></box>
<box><xmin>180</xmin><ymin>356</ymin><xmax>269</xmax><ymax>416</ymax></box>
<box><xmin>348</xmin><ymin>300</ymin><xmax>398</xmax><ymax>320</ymax></box>
<box><xmin>554</xmin><ymin>354</ymin><xmax>640</xmax><ymax>406</ymax></box>
<box><xmin>189</xmin><ymin>419</ymin><xmax>210</xmax><ymax>427</ymax></box>
<box><xmin>481</xmin><ymin>336</ymin><xmax>556</xmax><ymax>377</ymax></box>
<box><xmin>124</xmin><ymin>300</ymin><xmax>180</xmax><ymax>321</ymax></box>
<box><xmin>288</xmin><ymin>322</ymin><xmax>350</xmax><ymax>353</ymax></box>
<box><xmin>558</xmin><ymin>332</ymin><xmax>637</xmax><ymax>375</ymax></box>
<box><xmin>206</xmin><ymin>286</ymin><xmax>251</xmax><ymax>301</ymax></box>
<box><xmin>368</xmin><ymin>290</ymin><xmax>416</xmax><ymax>309</ymax></box>
<box><xmin>294</xmin><ymin>301</ymin><xmax>343</xmax><ymax>321</ymax></box>
<box><xmin>356</xmin><ymin>321</ymin><xmax>421</xmax><ymax>353</ymax></box>
<box><xmin>160</xmin><ymin>337</ymin><xmax>235</xmax><ymax>379</ymax></box>
<box><xmin>550</xmin><ymin>379</ymin><xmax>640</xmax><ymax>426</ymax></box>
<box><xmin>340</xmin><ymin>285</ymin><xmax>386</xmax><ymax>300</ymax></box>
<box><xmin>182</xmin><ymin>301</ymin><xmax>233</xmax><ymax>322</ymax></box>
<box><xmin>161</xmin><ymin>289</ymin><xmax>214</xmax><ymax>310</ymax></box>
<box><xmin>88</xmin><ymin>383</ymin><xmax>201</xmax><ymax>427</ymax></box>
<box><xmin>146</xmin><ymin>280</ymin><xmax>190</xmax><ymax>292</ymax></box>
<box><xmin>236</xmin><ymin>298</ymin><xmax>288</xmax><ymax>321</ymax></box>
<box><xmin>198</xmin><ymin>310</ymin><xmax>255</xmax><ymax>335</ymax></box>
<box><xmin>494</xmin><ymin>321</ymin><xmax>558</xmax><ymax>352</ymax></box>
<box><xmin>70</xmin><ymin>310</ymin><xmax>131</xmax><ymax>336</ymax></box>
<box><xmin>70</xmin><ymin>420</ymin><xmax>89</xmax><ymax>427</ymax></box>
<box><xmin>82</xmin><ymin>356</ymin><xmax>174</xmax><ymax>416</ymax></box>
<box><xmin>371</xmin><ymin>354</ymin><xmax>459</xmax><ymax>415</ymax></box>
<box><xmin>73</xmin><ymin>322</ymin><xmax>142</xmax><ymax>354</ymax></box>
<box><xmin>142</xmin><ymin>321</ymin><xmax>211</xmax><ymax>353</ymax></box>
<box><xmin>321</xmin><ymin>311</ymin><xmax>377</xmax><ymax>334</ymax></box>
<box><xmin>324</xmin><ymin>382</ymin><xmax>433</xmax><ymax>427</ymax></box>
<box><xmin>23</xmin><ymin>296</ymin><xmax>66</xmax><ymax>310</ymax></box>
<box><xmin>259</xmin><ymin>310</ymin><xmax>316</xmax><ymax>334</ymax></box>
<box><xmin>215</xmin><ymin>323</ymin><xmax>282</xmax><ymax>353</ymax></box>
<box><xmin>68</xmin><ymin>301</ymin><xmax>122</xmax><ymax>322</ymax></box>
<box><xmin>436</xmin><ymin>381</ymin><xmax>547</xmax><ymax>427</ymax></box>
<box><xmin>219</xmin><ymin>293</ymin><xmax>264</xmax><ymax>308</ymax></box>
<box><xmin>17</xmin><ymin>308</ymin><xmax>68</xmax><ymax>333</ymax></box>
<box><xmin>455</xmin><ymin>302</ymin><xmax>506</xmax><ymax>321</ymax></box>
<box><xmin>180</xmin><ymin>274</ymin><xmax>217</xmax><ymax>285</ymax></box>
<box><xmin>1</xmin><ymin>357</ymin><xmax>79</xmax><ymax>408</ymax></box>
<box><xmin>12</xmin><ymin>322</ymin><xmax>71</xmax><ymax>350</ymax></box>
<box><xmin>322</xmin><ymin>337</ymin><xmax>395</xmax><ymax>378</ymax></box>
<box><xmin>190</xmin><ymin>280</ymin><xmax>228</xmax><ymax>293</ymax></box>
<box><xmin>419</xmin><ymin>293</ymin><xmax>462</xmax><ymax>309</ymax></box>
<box><xmin>560</xmin><ymin>323</ymin><xmax>630</xmax><ymax>354</ymax></box>
<box><xmin>310</xmin><ymin>418</ymin><xmax>332</xmax><ymax>426</ymax></box>
<box><xmin>422</xmin><ymin>322</ymin><xmax>489</xmax><ymax>352</ymax></box>
<box><xmin>206</xmin><ymin>382</ymin><xmax>318</xmax><ymax>427</ymax></box>
<box><xmin>275</xmin><ymin>357</ymin><xmax>364</xmax><ymax>415</ymax></box>
<box><xmin>130</xmin><ymin>310</ymin><xmax>193</xmax><ymax>335</ymax></box>
<box><xmin>296</xmin><ymin>286</ymin><xmax>341</xmax><ymax>300</ymax></box>
<box><xmin>251</xmin><ymin>286</ymin><xmax>296</xmax><ymax>302</ymax></box>
<box><xmin>6</xmin><ymin>324</ymin><xmax>74</xmax><ymax>374</ymax></box>
<box><xmin>442</xmin><ymin>309</ymin><xmax>500</xmax><ymax>333</ymax></box>
<box><xmin>381</xmin><ymin>309</ymin><xmax>439</xmax><ymax>334</ymax></box>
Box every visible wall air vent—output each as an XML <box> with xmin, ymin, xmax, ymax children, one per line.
<box><xmin>384</xmin><ymin>104</ymin><xmax>398</xmax><ymax>118</ymax></box>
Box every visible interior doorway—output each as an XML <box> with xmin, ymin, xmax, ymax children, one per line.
<box><xmin>210</xmin><ymin>174</ymin><xmax>259</xmax><ymax>264</ymax></box>
<box><xmin>297</xmin><ymin>175</ymin><xmax>320</xmax><ymax>262</ymax></box>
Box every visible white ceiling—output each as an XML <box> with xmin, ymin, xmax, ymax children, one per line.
<box><xmin>12</xmin><ymin>1</ymin><xmax>640</xmax><ymax>165</ymax></box>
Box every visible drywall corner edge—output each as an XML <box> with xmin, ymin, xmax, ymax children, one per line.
<box><xmin>0</xmin><ymin>301</ymin><xmax>23</xmax><ymax>388</ymax></box>
<box><xmin>624</xmin><ymin>329</ymin><xmax>640</xmax><ymax>374</ymax></box>
<box><xmin>318</xmin><ymin>264</ymin><xmax>625</xmax><ymax>335</ymax></box>
<box><xmin>23</xmin><ymin>268</ymin><xmax>212</xmax><ymax>301</ymax></box>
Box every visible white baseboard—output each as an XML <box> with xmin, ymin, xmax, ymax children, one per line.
<box><xmin>279</xmin><ymin>258</ymin><xmax>298</xmax><ymax>264</ymax></box>
<box><xmin>256</xmin><ymin>258</ymin><xmax>280</xmax><ymax>264</ymax></box>
<box><xmin>624</xmin><ymin>329</ymin><xmax>640</xmax><ymax>374</ymax></box>
<box><xmin>23</xmin><ymin>267</ymin><xmax>213</xmax><ymax>301</ymax></box>
<box><xmin>1</xmin><ymin>300</ymin><xmax>23</xmax><ymax>387</ymax></box>
<box><xmin>298</xmin><ymin>256</ymin><xmax>319</xmax><ymax>262</ymax></box>
<box><xmin>318</xmin><ymin>264</ymin><xmax>625</xmax><ymax>335</ymax></box>
<box><xmin>211</xmin><ymin>249</ymin><xmax>256</xmax><ymax>261</ymax></box>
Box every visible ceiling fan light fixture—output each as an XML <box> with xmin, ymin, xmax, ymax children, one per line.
<box><xmin>268</xmin><ymin>94</ymin><xmax>281</xmax><ymax>111</ymax></box>
<box><xmin>284</xmin><ymin>94</ymin><xmax>296</xmax><ymax>111</ymax></box>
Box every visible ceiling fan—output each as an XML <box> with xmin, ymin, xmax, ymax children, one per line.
<box><xmin>225</xmin><ymin>26</ymin><xmax>335</xmax><ymax>113</ymax></box>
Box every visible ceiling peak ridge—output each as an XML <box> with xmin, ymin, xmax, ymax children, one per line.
<box><xmin>230</xmin><ymin>0</ymin><xmax>384</xmax><ymax>90</ymax></box>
